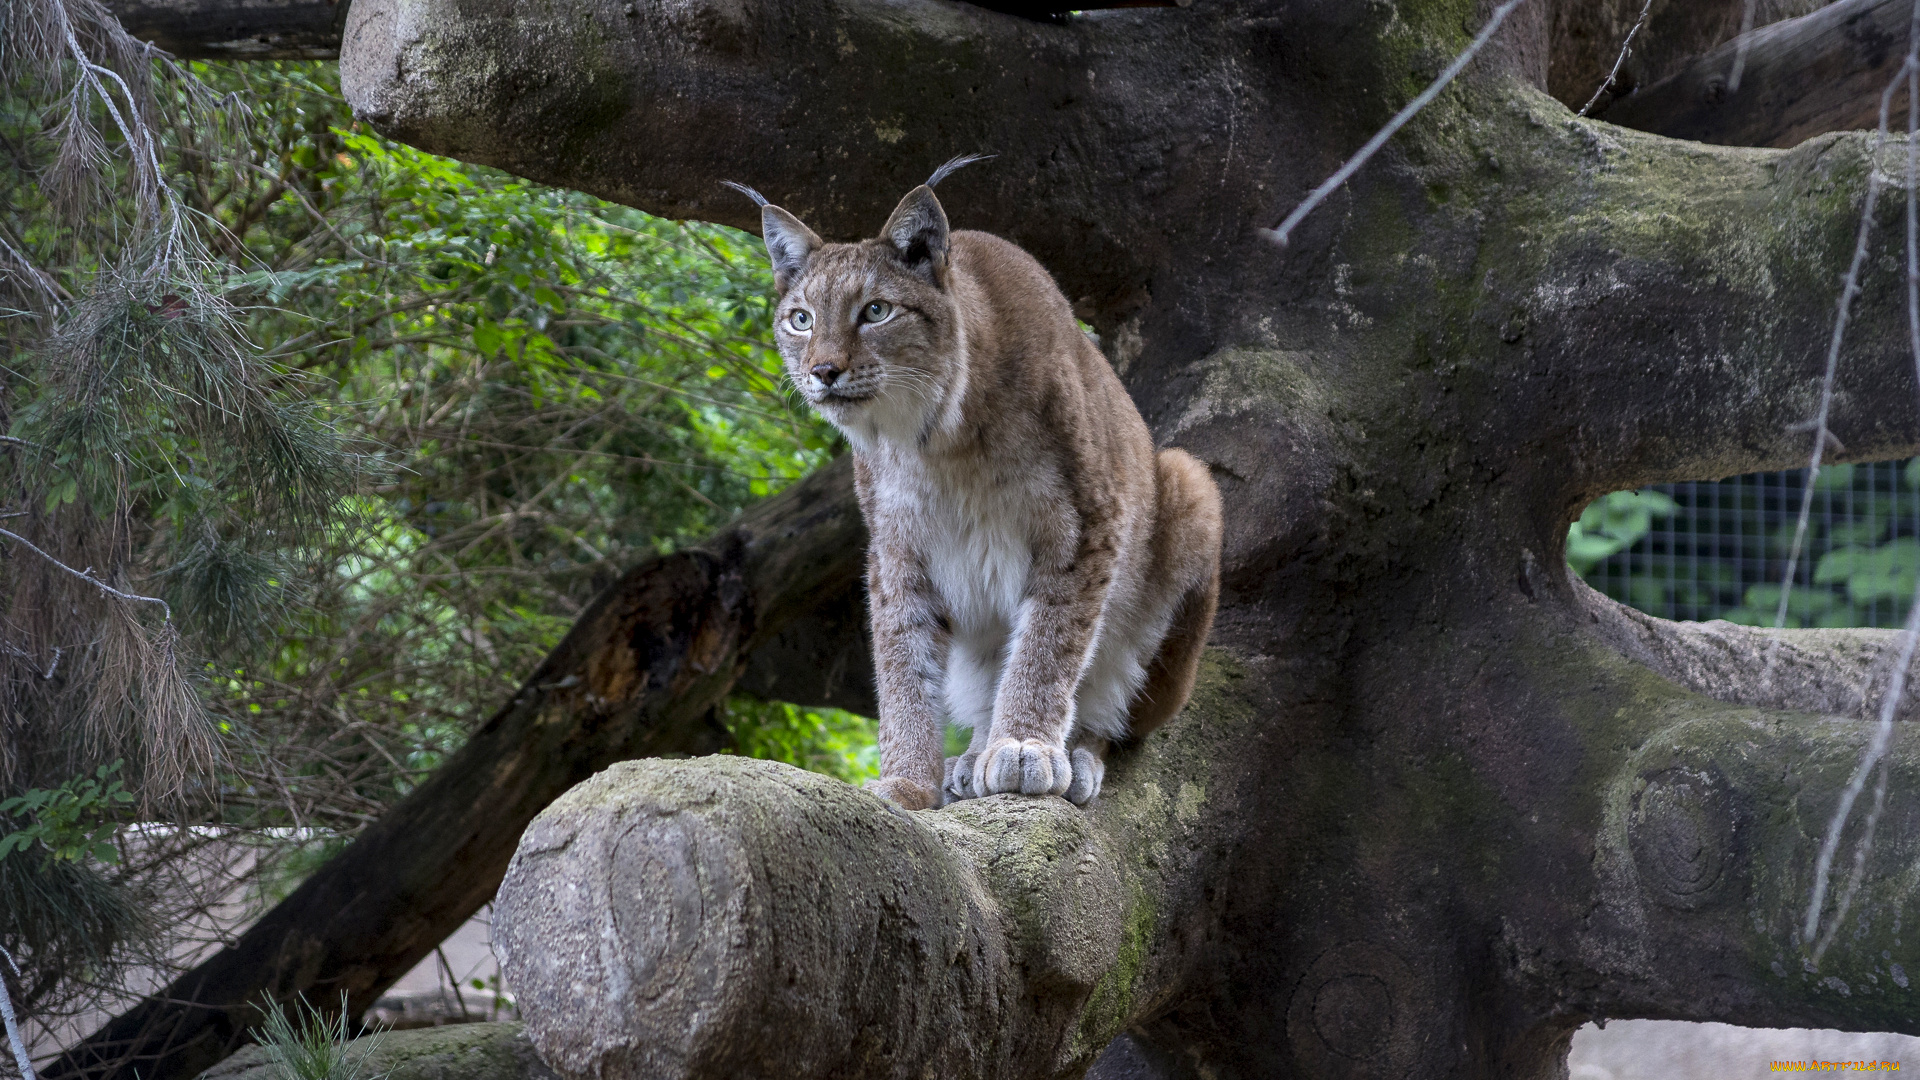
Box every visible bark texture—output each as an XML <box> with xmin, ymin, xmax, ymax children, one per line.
<box><xmin>1547</xmin><ymin>0</ymin><xmax>1835</xmax><ymax>116</ymax></box>
<box><xmin>48</xmin><ymin>461</ymin><xmax>866</xmax><ymax>1080</ymax></box>
<box><xmin>58</xmin><ymin>2</ymin><xmax>1920</xmax><ymax>1080</ymax></box>
<box><xmin>1600</xmin><ymin>0</ymin><xmax>1914</xmax><ymax>147</ymax></box>
<box><xmin>323</xmin><ymin>0</ymin><xmax>1920</xmax><ymax>1076</ymax></box>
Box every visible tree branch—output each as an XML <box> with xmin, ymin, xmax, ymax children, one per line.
<box><xmin>0</xmin><ymin>527</ymin><xmax>173</xmax><ymax>621</ymax></box>
<box><xmin>333</xmin><ymin>0</ymin><xmax>1347</xmax><ymax>324</ymax></box>
<box><xmin>1537</xmin><ymin>684</ymin><xmax>1920</xmax><ymax>1034</ymax></box>
<box><xmin>493</xmin><ymin>663</ymin><xmax>1253</xmax><ymax>1080</ymax></box>
<box><xmin>99</xmin><ymin>0</ymin><xmax>1189</xmax><ymax>59</ymax></box>
<box><xmin>1577</xmin><ymin>579</ymin><xmax>1920</xmax><ymax>723</ymax></box>
<box><xmin>492</xmin><ymin>601</ymin><xmax>1920</xmax><ymax>1079</ymax></box>
<box><xmin>46</xmin><ymin>458</ymin><xmax>866</xmax><ymax>1080</ymax></box>
<box><xmin>1547</xmin><ymin>0</ymin><xmax>1831</xmax><ymax>124</ymax></box>
<box><xmin>103</xmin><ymin>0</ymin><xmax>350</xmax><ymax>58</ymax></box>
<box><xmin>1416</xmin><ymin>104</ymin><xmax>1920</xmax><ymax>499</ymax></box>
<box><xmin>734</xmin><ymin>582</ymin><xmax>875</xmax><ymax>716</ymax></box>
<box><xmin>1602</xmin><ymin>0</ymin><xmax>1908</xmax><ymax>147</ymax></box>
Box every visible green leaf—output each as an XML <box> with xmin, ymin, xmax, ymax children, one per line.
<box><xmin>471</xmin><ymin>321</ymin><xmax>504</xmax><ymax>355</ymax></box>
<box><xmin>1814</xmin><ymin>539</ymin><xmax>1920</xmax><ymax>604</ymax></box>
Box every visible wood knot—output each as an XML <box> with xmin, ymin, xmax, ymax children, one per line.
<box><xmin>1629</xmin><ymin>765</ymin><xmax>1747</xmax><ymax>910</ymax></box>
<box><xmin>609</xmin><ymin>814</ymin><xmax>725</xmax><ymax>990</ymax></box>
<box><xmin>1287</xmin><ymin>942</ymin><xmax>1422</xmax><ymax>1078</ymax></box>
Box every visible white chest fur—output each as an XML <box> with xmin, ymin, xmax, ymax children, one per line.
<box><xmin>870</xmin><ymin>450</ymin><xmax>1036</xmax><ymax>641</ymax></box>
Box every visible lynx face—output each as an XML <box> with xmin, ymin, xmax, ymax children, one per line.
<box><xmin>773</xmin><ymin>242</ymin><xmax>962</xmax><ymax>448</ymax></box>
<box><xmin>747</xmin><ymin>183</ymin><xmax>968</xmax><ymax>451</ymax></box>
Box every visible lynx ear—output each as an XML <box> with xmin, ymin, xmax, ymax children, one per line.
<box><xmin>761</xmin><ymin>205</ymin><xmax>823</xmax><ymax>294</ymax></box>
<box><xmin>881</xmin><ymin>185</ymin><xmax>950</xmax><ymax>286</ymax></box>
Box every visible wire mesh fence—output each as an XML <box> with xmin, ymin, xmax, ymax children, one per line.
<box><xmin>1572</xmin><ymin>459</ymin><xmax>1920</xmax><ymax>628</ymax></box>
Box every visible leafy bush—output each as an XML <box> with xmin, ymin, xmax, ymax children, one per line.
<box><xmin>0</xmin><ymin>763</ymin><xmax>134</xmax><ymax>864</ymax></box>
<box><xmin>1565</xmin><ymin>489</ymin><xmax>1678</xmax><ymax>576</ymax></box>
<box><xmin>1</xmin><ymin>56</ymin><xmax>868</xmax><ymax>1038</ymax></box>
<box><xmin>1572</xmin><ymin>460</ymin><xmax>1920</xmax><ymax>628</ymax></box>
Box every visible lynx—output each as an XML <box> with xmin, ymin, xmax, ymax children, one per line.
<box><xmin>732</xmin><ymin>160</ymin><xmax>1221</xmax><ymax>810</ymax></box>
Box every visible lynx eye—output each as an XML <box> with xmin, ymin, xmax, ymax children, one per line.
<box><xmin>861</xmin><ymin>300</ymin><xmax>894</xmax><ymax>324</ymax></box>
<box><xmin>787</xmin><ymin>309</ymin><xmax>814</xmax><ymax>332</ymax></box>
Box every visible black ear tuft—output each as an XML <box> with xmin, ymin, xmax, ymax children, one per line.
<box><xmin>759</xmin><ymin>204</ymin><xmax>823</xmax><ymax>295</ymax></box>
<box><xmin>724</xmin><ymin>181</ymin><xmax>819</xmax><ymax>293</ymax></box>
<box><xmin>926</xmin><ymin>153</ymin><xmax>994</xmax><ymax>189</ymax></box>
<box><xmin>721</xmin><ymin>180</ymin><xmax>771</xmax><ymax>208</ymax></box>
<box><xmin>881</xmin><ymin>185</ymin><xmax>951</xmax><ymax>286</ymax></box>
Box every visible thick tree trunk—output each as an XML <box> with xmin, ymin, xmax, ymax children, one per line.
<box><xmin>1598</xmin><ymin>0</ymin><xmax>1914</xmax><ymax>147</ymax></box>
<box><xmin>62</xmin><ymin>2</ymin><xmax>1920</xmax><ymax>1079</ymax></box>
<box><xmin>46</xmin><ymin>461</ymin><xmax>868</xmax><ymax>1080</ymax></box>
<box><xmin>323</xmin><ymin>0</ymin><xmax>1920</xmax><ymax>1077</ymax></box>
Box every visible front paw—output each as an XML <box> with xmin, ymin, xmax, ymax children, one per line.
<box><xmin>973</xmin><ymin>738</ymin><xmax>1073</xmax><ymax>798</ymax></box>
<box><xmin>866</xmin><ymin>775</ymin><xmax>941</xmax><ymax>811</ymax></box>
<box><xmin>1064</xmin><ymin>747</ymin><xmax>1104</xmax><ymax>806</ymax></box>
<box><xmin>944</xmin><ymin>752</ymin><xmax>983</xmax><ymax>802</ymax></box>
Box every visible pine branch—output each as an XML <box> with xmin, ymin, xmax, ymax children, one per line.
<box><xmin>0</xmin><ymin>528</ymin><xmax>171</xmax><ymax>621</ymax></box>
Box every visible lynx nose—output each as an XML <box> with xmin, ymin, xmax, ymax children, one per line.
<box><xmin>810</xmin><ymin>364</ymin><xmax>840</xmax><ymax>386</ymax></box>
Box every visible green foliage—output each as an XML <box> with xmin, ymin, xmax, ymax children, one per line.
<box><xmin>0</xmin><ymin>763</ymin><xmax>134</xmax><ymax>865</ymax></box>
<box><xmin>724</xmin><ymin>698</ymin><xmax>880</xmax><ymax>785</ymax></box>
<box><xmin>255</xmin><ymin>994</ymin><xmax>386</xmax><ymax>1080</ymax></box>
<box><xmin>0</xmin><ymin>846</ymin><xmax>152</xmax><ymax>1001</ymax></box>
<box><xmin>1574</xmin><ymin>461</ymin><xmax>1920</xmax><ymax>628</ymax></box>
<box><xmin>1723</xmin><ymin>467</ymin><xmax>1920</xmax><ymax>628</ymax></box>
<box><xmin>1722</xmin><ymin>584</ymin><xmax>1852</xmax><ymax>629</ymax></box>
<box><xmin>189</xmin><ymin>63</ymin><xmax>844</xmax><ymax>829</ymax></box>
<box><xmin>1815</xmin><ymin>539</ymin><xmax>1920</xmax><ymax>605</ymax></box>
<box><xmin>2</xmin><ymin>55</ymin><xmax>870</xmax><ymax>1030</ymax></box>
<box><xmin>1565</xmin><ymin>489</ymin><xmax>1678</xmax><ymax>576</ymax></box>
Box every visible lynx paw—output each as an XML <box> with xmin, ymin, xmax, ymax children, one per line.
<box><xmin>944</xmin><ymin>752</ymin><xmax>983</xmax><ymax>802</ymax></box>
<box><xmin>1064</xmin><ymin>747</ymin><xmax>1104</xmax><ymax>806</ymax></box>
<box><xmin>866</xmin><ymin>775</ymin><xmax>941</xmax><ymax>811</ymax></box>
<box><xmin>973</xmin><ymin>738</ymin><xmax>1073</xmax><ymax>798</ymax></box>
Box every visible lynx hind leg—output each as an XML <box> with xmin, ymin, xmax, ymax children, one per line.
<box><xmin>1065</xmin><ymin>737</ymin><xmax>1110</xmax><ymax>806</ymax></box>
<box><xmin>866</xmin><ymin>775</ymin><xmax>942</xmax><ymax>811</ymax></box>
<box><xmin>943</xmin><ymin>718</ymin><xmax>993</xmax><ymax>803</ymax></box>
<box><xmin>1126</xmin><ymin>448</ymin><xmax>1222</xmax><ymax>738</ymax></box>
<box><xmin>941</xmin><ymin>640</ymin><xmax>998</xmax><ymax>804</ymax></box>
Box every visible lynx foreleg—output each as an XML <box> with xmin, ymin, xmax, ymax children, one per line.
<box><xmin>866</xmin><ymin>547</ymin><xmax>951</xmax><ymax>811</ymax></box>
<box><xmin>973</xmin><ymin>518</ymin><xmax>1121</xmax><ymax>799</ymax></box>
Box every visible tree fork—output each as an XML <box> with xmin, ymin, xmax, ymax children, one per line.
<box><xmin>489</xmin><ymin>586</ymin><xmax>1920</xmax><ymax>1080</ymax></box>
<box><xmin>323</xmin><ymin>0</ymin><xmax>1920</xmax><ymax>1072</ymax></box>
<box><xmin>46</xmin><ymin>460</ymin><xmax>869</xmax><ymax>1080</ymax></box>
<box><xmin>58</xmin><ymin>0</ymin><xmax>1920</xmax><ymax>1077</ymax></box>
